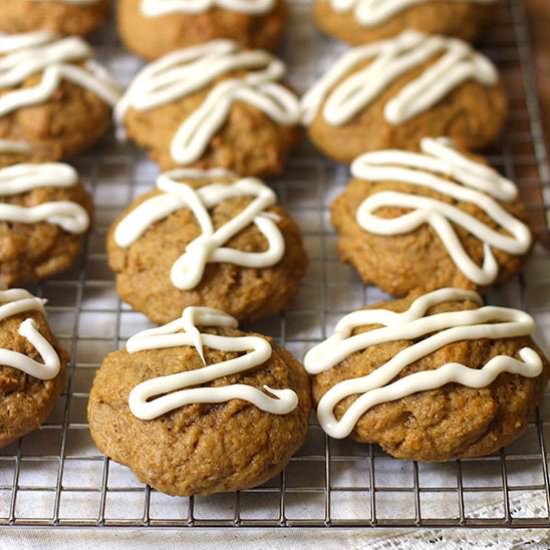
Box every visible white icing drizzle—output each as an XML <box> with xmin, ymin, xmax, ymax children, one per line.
<box><xmin>304</xmin><ymin>288</ymin><xmax>543</xmax><ymax>439</ymax></box>
<box><xmin>114</xmin><ymin>169</ymin><xmax>285</xmax><ymax>290</ymax></box>
<box><xmin>0</xmin><ymin>163</ymin><xmax>89</xmax><ymax>233</ymax></box>
<box><xmin>0</xmin><ymin>289</ymin><xmax>61</xmax><ymax>380</ymax></box>
<box><xmin>141</xmin><ymin>0</ymin><xmax>274</xmax><ymax>16</ymax></box>
<box><xmin>0</xmin><ymin>140</ymin><xmax>32</xmax><ymax>155</ymax></box>
<box><xmin>350</xmin><ymin>137</ymin><xmax>531</xmax><ymax>286</ymax></box>
<box><xmin>0</xmin><ymin>31</ymin><xmax>120</xmax><ymax>118</ymax></box>
<box><xmin>127</xmin><ymin>306</ymin><xmax>298</xmax><ymax>420</ymax></box>
<box><xmin>300</xmin><ymin>30</ymin><xmax>498</xmax><ymax>126</ymax></box>
<box><xmin>329</xmin><ymin>0</ymin><xmax>497</xmax><ymax>28</ymax></box>
<box><xmin>115</xmin><ymin>40</ymin><xmax>300</xmax><ymax>165</ymax></box>
<box><xmin>0</xmin><ymin>163</ymin><xmax>78</xmax><ymax>194</ymax></box>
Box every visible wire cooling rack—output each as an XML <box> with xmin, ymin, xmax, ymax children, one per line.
<box><xmin>0</xmin><ymin>0</ymin><xmax>549</xmax><ymax>531</ymax></box>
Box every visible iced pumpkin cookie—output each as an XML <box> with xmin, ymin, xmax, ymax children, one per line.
<box><xmin>314</xmin><ymin>0</ymin><xmax>497</xmax><ymax>45</ymax></box>
<box><xmin>115</xmin><ymin>40</ymin><xmax>302</xmax><ymax>177</ymax></box>
<box><xmin>331</xmin><ymin>138</ymin><xmax>532</xmax><ymax>296</ymax></box>
<box><xmin>107</xmin><ymin>169</ymin><xmax>308</xmax><ymax>325</ymax></box>
<box><xmin>88</xmin><ymin>306</ymin><xmax>311</xmax><ymax>496</ymax></box>
<box><xmin>118</xmin><ymin>0</ymin><xmax>288</xmax><ymax>60</ymax></box>
<box><xmin>0</xmin><ymin>32</ymin><xmax>120</xmax><ymax>165</ymax></box>
<box><xmin>0</xmin><ymin>0</ymin><xmax>110</xmax><ymax>37</ymax></box>
<box><xmin>0</xmin><ymin>288</ymin><xmax>68</xmax><ymax>448</ymax></box>
<box><xmin>301</xmin><ymin>31</ymin><xmax>507</xmax><ymax>163</ymax></box>
<box><xmin>304</xmin><ymin>288</ymin><xmax>550</xmax><ymax>461</ymax></box>
<box><xmin>0</xmin><ymin>161</ymin><xmax>92</xmax><ymax>287</ymax></box>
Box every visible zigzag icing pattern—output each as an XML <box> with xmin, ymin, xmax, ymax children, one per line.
<box><xmin>0</xmin><ymin>31</ymin><xmax>119</xmax><ymax>119</ymax></box>
<box><xmin>0</xmin><ymin>289</ymin><xmax>61</xmax><ymax>381</ymax></box>
<box><xmin>304</xmin><ymin>288</ymin><xmax>543</xmax><ymax>439</ymax></box>
<box><xmin>115</xmin><ymin>40</ymin><xmax>300</xmax><ymax>165</ymax></box>
<box><xmin>301</xmin><ymin>30</ymin><xmax>498</xmax><ymax>126</ymax></box>
<box><xmin>350</xmin><ymin>137</ymin><xmax>531</xmax><ymax>286</ymax></box>
<box><xmin>0</xmin><ymin>163</ymin><xmax>89</xmax><ymax>233</ymax></box>
<box><xmin>114</xmin><ymin>168</ymin><xmax>285</xmax><ymax>290</ymax></box>
<box><xmin>127</xmin><ymin>306</ymin><xmax>298</xmax><ymax>420</ymax></box>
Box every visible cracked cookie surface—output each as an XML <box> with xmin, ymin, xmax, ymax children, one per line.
<box><xmin>88</xmin><ymin>327</ymin><xmax>311</xmax><ymax>496</ymax></box>
<box><xmin>107</xmin><ymin>178</ymin><xmax>308</xmax><ymax>325</ymax></box>
<box><xmin>117</xmin><ymin>0</ymin><xmax>288</xmax><ymax>60</ymax></box>
<box><xmin>0</xmin><ymin>310</ymin><xmax>67</xmax><ymax>448</ymax></box>
<box><xmin>310</xmin><ymin>294</ymin><xmax>550</xmax><ymax>461</ymax></box>
<box><xmin>0</xmin><ymin>0</ymin><xmax>110</xmax><ymax>36</ymax></box>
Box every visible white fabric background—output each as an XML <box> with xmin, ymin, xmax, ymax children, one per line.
<box><xmin>1</xmin><ymin>527</ymin><xmax>550</xmax><ymax>549</ymax></box>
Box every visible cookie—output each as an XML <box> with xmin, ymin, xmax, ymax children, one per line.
<box><xmin>88</xmin><ymin>306</ymin><xmax>311</xmax><ymax>496</ymax></box>
<box><xmin>107</xmin><ymin>169</ymin><xmax>308</xmax><ymax>325</ymax></box>
<box><xmin>115</xmin><ymin>40</ymin><xmax>302</xmax><ymax>177</ymax></box>
<box><xmin>117</xmin><ymin>0</ymin><xmax>288</xmax><ymax>60</ymax></box>
<box><xmin>0</xmin><ymin>0</ymin><xmax>110</xmax><ymax>36</ymax></box>
<box><xmin>331</xmin><ymin>138</ymin><xmax>532</xmax><ymax>296</ymax></box>
<box><xmin>0</xmin><ymin>32</ymin><xmax>120</xmax><ymax>166</ymax></box>
<box><xmin>314</xmin><ymin>0</ymin><xmax>496</xmax><ymax>45</ymax></box>
<box><xmin>0</xmin><ymin>162</ymin><xmax>93</xmax><ymax>287</ymax></box>
<box><xmin>0</xmin><ymin>288</ymin><xmax>68</xmax><ymax>448</ymax></box>
<box><xmin>301</xmin><ymin>31</ymin><xmax>507</xmax><ymax>163</ymax></box>
<box><xmin>304</xmin><ymin>288</ymin><xmax>549</xmax><ymax>461</ymax></box>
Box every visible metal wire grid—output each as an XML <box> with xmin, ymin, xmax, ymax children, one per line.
<box><xmin>0</xmin><ymin>0</ymin><xmax>548</xmax><ymax>531</ymax></box>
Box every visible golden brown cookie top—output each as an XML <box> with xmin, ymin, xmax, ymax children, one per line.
<box><xmin>116</xmin><ymin>40</ymin><xmax>302</xmax><ymax>175</ymax></box>
<box><xmin>331</xmin><ymin>138</ymin><xmax>532</xmax><ymax>295</ymax></box>
<box><xmin>0</xmin><ymin>33</ymin><xmax>120</xmax><ymax>164</ymax></box>
<box><xmin>117</xmin><ymin>0</ymin><xmax>288</xmax><ymax>60</ymax></box>
<box><xmin>314</xmin><ymin>0</ymin><xmax>496</xmax><ymax>45</ymax></box>
<box><xmin>107</xmin><ymin>169</ymin><xmax>307</xmax><ymax>324</ymax></box>
<box><xmin>302</xmin><ymin>31</ymin><xmax>507</xmax><ymax>160</ymax></box>
<box><xmin>0</xmin><ymin>288</ymin><xmax>68</xmax><ymax>448</ymax></box>
<box><xmin>305</xmin><ymin>288</ymin><xmax>549</xmax><ymax>461</ymax></box>
<box><xmin>0</xmin><ymin>0</ymin><xmax>110</xmax><ymax>36</ymax></box>
<box><xmin>302</xmin><ymin>31</ymin><xmax>499</xmax><ymax>127</ymax></box>
<box><xmin>0</xmin><ymin>162</ymin><xmax>93</xmax><ymax>287</ymax></box>
<box><xmin>88</xmin><ymin>306</ymin><xmax>311</xmax><ymax>496</ymax></box>
<box><xmin>332</xmin><ymin>138</ymin><xmax>533</xmax><ymax>295</ymax></box>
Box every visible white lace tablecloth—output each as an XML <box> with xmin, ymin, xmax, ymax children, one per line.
<box><xmin>2</xmin><ymin>525</ymin><xmax>550</xmax><ymax>549</ymax></box>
